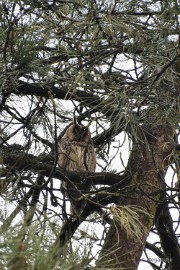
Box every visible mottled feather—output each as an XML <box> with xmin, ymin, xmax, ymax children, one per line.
<box><xmin>58</xmin><ymin>122</ymin><xmax>96</xmax><ymax>217</ymax></box>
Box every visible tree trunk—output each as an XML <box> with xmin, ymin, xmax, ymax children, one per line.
<box><xmin>97</xmin><ymin>112</ymin><xmax>175</xmax><ymax>269</ymax></box>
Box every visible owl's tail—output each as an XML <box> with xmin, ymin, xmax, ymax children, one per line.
<box><xmin>70</xmin><ymin>199</ymin><xmax>87</xmax><ymax>217</ymax></box>
<box><xmin>66</xmin><ymin>181</ymin><xmax>90</xmax><ymax>219</ymax></box>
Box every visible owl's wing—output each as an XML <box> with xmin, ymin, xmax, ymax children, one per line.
<box><xmin>69</xmin><ymin>143</ymin><xmax>95</xmax><ymax>216</ymax></box>
<box><xmin>84</xmin><ymin>144</ymin><xmax>96</xmax><ymax>172</ymax></box>
<box><xmin>58</xmin><ymin>137</ymin><xmax>96</xmax><ymax>218</ymax></box>
<box><xmin>58</xmin><ymin>137</ymin><xmax>72</xmax><ymax>170</ymax></box>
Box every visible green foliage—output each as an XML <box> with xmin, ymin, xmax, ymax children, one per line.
<box><xmin>0</xmin><ymin>0</ymin><xmax>179</xmax><ymax>269</ymax></box>
<box><xmin>111</xmin><ymin>205</ymin><xmax>151</xmax><ymax>242</ymax></box>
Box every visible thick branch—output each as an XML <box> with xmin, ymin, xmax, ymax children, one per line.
<box><xmin>155</xmin><ymin>198</ymin><xmax>180</xmax><ymax>269</ymax></box>
<box><xmin>1</xmin><ymin>150</ymin><xmax>130</xmax><ymax>186</ymax></box>
<box><xmin>13</xmin><ymin>80</ymin><xmax>101</xmax><ymax>108</ymax></box>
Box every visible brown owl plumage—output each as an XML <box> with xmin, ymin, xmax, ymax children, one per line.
<box><xmin>58</xmin><ymin>118</ymin><xmax>96</xmax><ymax>217</ymax></box>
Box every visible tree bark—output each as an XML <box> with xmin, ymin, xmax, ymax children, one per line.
<box><xmin>97</xmin><ymin>112</ymin><xmax>175</xmax><ymax>269</ymax></box>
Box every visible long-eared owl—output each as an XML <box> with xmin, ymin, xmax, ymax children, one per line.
<box><xmin>58</xmin><ymin>117</ymin><xmax>96</xmax><ymax>217</ymax></box>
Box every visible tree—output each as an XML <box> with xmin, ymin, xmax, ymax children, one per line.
<box><xmin>0</xmin><ymin>0</ymin><xmax>179</xmax><ymax>269</ymax></box>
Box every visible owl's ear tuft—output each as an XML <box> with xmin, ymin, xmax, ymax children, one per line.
<box><xmin>73</xmin><ymin>116</ymin><xmax>78</xmax><ymax>126</ymax></box>
<box><xmin>73</xmin><ymin>116</ymin><xmax>82</xmax><ymax>126</ymax></box>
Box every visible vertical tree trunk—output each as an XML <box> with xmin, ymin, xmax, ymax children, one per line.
<box><xmin>97</xmin><ymin>113</ymin><xmax>175</xmax><ymax>269</ymax></box>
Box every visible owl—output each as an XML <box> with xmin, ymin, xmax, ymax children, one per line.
<box><xmin>58</xmin><ymin>117</ymin><xmax>96</xmax><ymax>217</ymax></box>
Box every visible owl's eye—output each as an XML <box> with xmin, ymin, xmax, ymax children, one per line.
<box><xmin>73</xmin><ymin>125</ymin><xmax>82</xmax><ymax>136</ymax></box>
<box><xmin>74</xmin><ymin>125</ymin><xmax>80</xmax><ymax>133</ymax></box>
